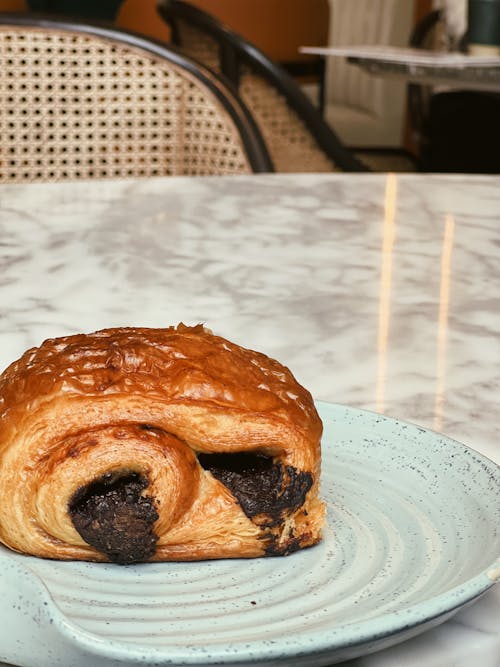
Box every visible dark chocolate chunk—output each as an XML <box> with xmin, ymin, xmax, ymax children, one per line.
<box><xmin>197</xmin><ymin>452</ymin><xmax>312</xmax><ymax>526</ymax></box>
<box><xmin>69</xmin><ymin>472</ymin><xmax>159</xmax><ymax>564</ymax></box>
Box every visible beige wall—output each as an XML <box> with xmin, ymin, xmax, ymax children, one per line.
<box><xmin>324</xmin><ymin>0</ymin><xmax>415</xmax><ymax>148</ymax></box>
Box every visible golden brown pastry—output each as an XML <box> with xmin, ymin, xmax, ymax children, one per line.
<box><xmin>0</xmin><ymin>324</ymin><xmax>325</xmax><ymax>563</ymax></box>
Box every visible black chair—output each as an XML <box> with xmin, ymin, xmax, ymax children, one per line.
<box><xmin>156</xmin><ymin>0</ymin><xmax>369</xmax><ymax>172</ymax></box>
<box><xmin>0</xmin><ymin>12</ymin><xmax>272</xmax><ymax>182</ymax></box>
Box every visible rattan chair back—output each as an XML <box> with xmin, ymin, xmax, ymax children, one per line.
<box><xmin>0</xmin><ymin>14</ymin><xmax>272</xmax><ymax>182</ymax></box>
<box><xmin>157</xmin><ymin>0</ymin><xmax>368</xmax><ymax>173</ymax></box>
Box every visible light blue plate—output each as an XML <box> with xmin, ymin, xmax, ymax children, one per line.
<box><xmin>1</xmin><ymin>402</ymin><xmax>499</xmax><ymax>667</ymax></box>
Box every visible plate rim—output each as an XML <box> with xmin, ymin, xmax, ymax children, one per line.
<box><xmin>2</xmin><ymin>401</ymin><xmax>499</xmax><ymax>663</ymax></box>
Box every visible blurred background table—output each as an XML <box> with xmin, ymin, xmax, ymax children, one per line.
<box><xmin>0</xmin><ymin>172</ymin><xmax>498</xmax><ymax>666</ymax></box>
<box><xmin>302</xmin><ymin>44</ymin><xmax>500</xmax><ymax>172</ymax></box>
<box><xmin>301</xmin><ymin>45</ymin><xmax>500</xmax><ymax>91</ymax></box>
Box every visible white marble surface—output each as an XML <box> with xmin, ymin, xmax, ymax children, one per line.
<box><xmin>0</xmin><ymin>173</ymin><xmax>499</xmax><ymax>667</ymax></box>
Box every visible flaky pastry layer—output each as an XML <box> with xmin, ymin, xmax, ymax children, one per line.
<box><xmin>0</xmin><ymin>324</ymin><xmax>325</xmax><ymax>562</ymax></box>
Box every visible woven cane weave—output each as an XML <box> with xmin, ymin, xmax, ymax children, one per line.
<box><xmin>0</xmin><ymin>26</ymin><xmax>253</xmax><ymax>182</ymax></box>
<box><xmin>238</xmin><ymin>70</ymin><xmax>336</xmax><ymax>173</ymax></box>
<box><xmin>174</xmin><ymin>20</ymin><xmax>221</xmax><ymax>72</ymax></box>
<box><xmin>171</xmin><ymin>17</ymin><xmax>338</xmax><ymax>173</ymax></box>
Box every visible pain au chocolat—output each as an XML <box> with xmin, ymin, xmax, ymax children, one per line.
<box><xmin>0</xmin><ymin>324</ymin><xmax>325</xmax><ymax>564</ymax></box>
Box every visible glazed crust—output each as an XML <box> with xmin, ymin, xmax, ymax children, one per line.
<box><xmin>0</xmin><ymin>324</ymin><xmax>325</xmax><ymax>562</ymax></box>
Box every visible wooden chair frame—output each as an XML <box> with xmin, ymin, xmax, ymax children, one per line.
<box><xmin>157</xmin><ymin>0</ymin><xmax>368</xmax><ymax>172</ymax></box>
<box><xmin>0</xmin><ymin>12</ymin><xmax>273</xmax><ymax>181</ymax></box>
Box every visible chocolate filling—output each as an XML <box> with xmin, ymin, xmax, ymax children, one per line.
<box><xmin>198</xmin><ymin>452</ymin><xmax>313</xmax><ymax>526</ymax></box>
<box><xmin>69</xmin><ymin>472</ymin><xmax>159</xmax><ymax>564</ymax></box>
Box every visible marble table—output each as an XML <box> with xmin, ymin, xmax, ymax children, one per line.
<box><xmin>301</xmin><ymin>46</ymin><xmax>500</xmax><ymax>92</ymax></box>
<box><xmin>0</xmin><ymin>172</ymin><xmax>499</xmax><ymax>667</ymax></box>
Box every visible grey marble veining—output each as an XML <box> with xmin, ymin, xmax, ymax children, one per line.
<box><xmin>0</xmin><ymin>172</ymin><xmax>499</xmax><ymax>667</ymax></box>
<box><xmin>1</xmin><ymin>174</ymin><xmax>499</xmax><ymax>460</ymax></box>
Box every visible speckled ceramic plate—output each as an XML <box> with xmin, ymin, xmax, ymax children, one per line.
<box><xmin>1</xmin><ymin>402</ymin><xmax>499</xmax><ymax>667</ymax></box>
